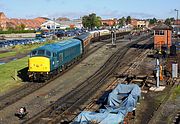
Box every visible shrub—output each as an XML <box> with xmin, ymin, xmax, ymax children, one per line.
<box><xmin>0</xmin><ymin>30</ymin><xmax>35</xmax><ymax>34</ymax></box>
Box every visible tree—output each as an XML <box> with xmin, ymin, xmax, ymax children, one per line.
<box><xmin>7</xmin><ymin>26</ymin><xmax>15</xmax><ymax>31</ymax></box>
<box><xmin>164</xmin><ymin>18</ymin><xmax>171</xmax><ymax>26</ymax></box>
<box><xmin>82</xmin><ymin>13</ymin><xmax>101</xmax><ymax>30</ymax></box>
<box><xmin>95</xmin><ymin>16</ymin><xmax>102</xmax><ymax>28</ymax></box>
<box><xmin>170</xmin><ymin>17</ymin><xmax>175</xmax><ymax>22</ymax></box>
<box><xmin>126</xmin><ymin>16</ymin><xmax>131</xmax><ymax>25</ymax></box>
<box><xmin>164</xmin><ymin>17</ymin><xmax>175</xmax><ymax>26</ymax></box>
<box><xmin>15</xmin><ymin>24</ymin><xmax>26</xmax><ymax>31</ymax></box>
<box><xmin>149</xmin><ymin>18</ymin><xmax>157</xmax><ymax>25</ymax></box>
<box><xmin>82</xmin><ymin>15</ymin><xmax>91</xmax><ymax>29</ymax></box>
<box><xmin>20</xmin><ymin>24</ymin><xmax>26</xmax><ymax>30</ymax></box>
<box><xmin>118</xmin><ymin>17</ymin><xmax>126</xmax><ymax>27</ymax></box>
<box><xmin>0</xmin><ymin>25</ymin><xmax>3</xmax><ymax>31</ymax></box>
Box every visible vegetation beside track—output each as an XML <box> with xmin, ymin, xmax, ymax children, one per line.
<box><xmin>0</xmin><ymin>30</ymin><xmax>35</xmax><ymax>34</ymax></box>
<box><xmin>0</xmin><ymin>51</ymin><xmax>17</xmax><ymax>58</ymax></box>
<box><xmin>0</xmin><ymin>44</ymin><xmax>43</xmax><ymax>59</ymax></box>
<box><xmin>161</xmin><ymin>85</ymin><xmax>180</xmax><ymax>123</ymax></box>
<box><xmin>0</xmin><ymin>57</ymin><xmax>28</xmax><ymax>93</ymax></box>
<box><xmin>171</xmin><ymin>85</ymin><xmax>180</xmax><ymax>99</ymax></box>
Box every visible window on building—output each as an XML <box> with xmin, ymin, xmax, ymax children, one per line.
<box><xmin>155</xmin><ymin>30</ymin><xmax>164</xmax><ymax>35</ymax></box>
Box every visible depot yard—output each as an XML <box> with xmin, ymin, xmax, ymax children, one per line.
<box><xmin>0</xmin><ymin>0</ymin><xmax>180</xmax><ymax>122</ymax></box>
<box><xmin>0</xmin><ymin>31</ymin><xmax>179</xmax><ymax>124</ymax></box>
<box><xmin>0</xmin><ymin>33</ymin><xmax>132</xmax><ymax>123</ymax></box>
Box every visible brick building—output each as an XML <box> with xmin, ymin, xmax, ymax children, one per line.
<box><xmin>0</xmin><ymin>12</ymin><xmax>47</xmax><ymax>30</ymax></box>
<box><xmin>153</xmin><ymin>24</ymin><xmax>172</xmax><ymax>50</ymax></box>
<box><xmin>101</xmin><ymin>18</ymin><xmax>118</xmax><ymax>26</ymax></box>
<box><xmin>131</xmin><ymin>19</ymin><xmax>149</xmax><ymax>28</ymax></box>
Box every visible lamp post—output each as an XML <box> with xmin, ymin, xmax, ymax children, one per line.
<box><xmin>53</xmin><ymin>18</ymin><xmax>55</xmax><ymax>36</ymax></box>
<box><xmin>174</xmin><ymin>9</ymin><xmax>179</xmax><ymax>23</ymax></box>
<box><xmin>174</xmin><ymin>9</ymin><xmax>179</xmax><ymax>41</ymax></box>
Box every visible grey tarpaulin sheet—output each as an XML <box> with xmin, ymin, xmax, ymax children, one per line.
<box><xmin>73</xmin><ymin>84</ymin><xmax>141</xmax><ymax>124</ymax></box>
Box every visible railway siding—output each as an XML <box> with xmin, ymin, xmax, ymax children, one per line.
<box><xmin>0</xmin><ymin>37</ymin><xmax>130</xmax><ymax>124</ymax></box>
<box><xmin>23</xmin><ymin>34</ymin><xmax>153</xmax><ymax>123</ymax></box>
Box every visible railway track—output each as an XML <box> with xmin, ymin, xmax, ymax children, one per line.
<box><xmin>83</xmin><ymin>38</ymin><xmax>153</xmax><ymax>115</ymax></box>
<box><xmin>146</xmin><ymin>55</ymin><xmax>179</xmax><ymax>124</ymax></box>
<box><xmin>23</xmin><ymin>33</ymin><xmax>153</xmax><ymax>124</ymax></box>
<box><xmin>0</xmin><ymin>32</ymin><xmax>130</xmax><ymax>111</ymax></box>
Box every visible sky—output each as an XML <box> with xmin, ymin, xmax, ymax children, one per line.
<box><xmin>0</xmin><ymin>0</ymin><xmax>179</xmax><ymax>20</ymax></box>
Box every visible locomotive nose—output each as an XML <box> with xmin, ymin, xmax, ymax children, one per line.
<box><xmin>28</xmin><ymin>57</ymin><xmax>50</xmax><ymax>72</ymax></box>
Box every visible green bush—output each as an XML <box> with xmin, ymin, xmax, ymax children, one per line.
<box><xmin>0</xmin><ymin>30</ymin><xmax>35</xmax><ymax>34</ymax></box>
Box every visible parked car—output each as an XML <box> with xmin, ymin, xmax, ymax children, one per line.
<box><xmin>65</xmin><ymin>30</ymin><xmax>75</xmax><ymax>37</ymax></box>
<box><xmin>56</xmin><ymin>30</ymin><xmax>65</xmax><ymax>37</ymax></box>
<box><xmin>42</xmin><ymin>32</ymin><xmax>50</xmax><ymax>38</ymax></box>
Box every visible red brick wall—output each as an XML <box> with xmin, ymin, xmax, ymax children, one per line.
<box><xmin>131</xmin><ymin>19</ymin><xmax>137</xmax><ymax>27</ymax></box>
<box><xmin>101</xmin><ymin>19</ymin><xmax>117</xmax><ymax>26</ymax></box>
<box><xmin>154</xmin><ymin>30</ymin><xmax>172</xmax><ymax>49</ymax></box>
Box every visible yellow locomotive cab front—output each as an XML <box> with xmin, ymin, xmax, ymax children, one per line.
<box><xmin>28</xmin><ymin>57</ymin><xmax>50</xmax><ymax>72</ymax></box>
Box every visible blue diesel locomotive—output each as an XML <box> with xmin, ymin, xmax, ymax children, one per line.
<box><xmin>28</xmin><ymin>33</ymin><xmax>92</xmax><ymax>81</ymax></box>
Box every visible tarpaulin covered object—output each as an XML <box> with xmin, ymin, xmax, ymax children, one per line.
<box><xmin>73</xmin><ymin>84</ymin><xmax>141</xmax><ymax>124</ymax></box>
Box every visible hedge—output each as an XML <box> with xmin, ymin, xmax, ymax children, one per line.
<box><xmin>0</xmin><ymin>30</ymin><xmax>35</xmax><ymax>34</ymax></box>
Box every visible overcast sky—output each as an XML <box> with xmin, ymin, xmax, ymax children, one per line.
<box><xmin>0</xmin><ymin>0</ymin><xmax>179</xmax><ymax>19</ymax></box>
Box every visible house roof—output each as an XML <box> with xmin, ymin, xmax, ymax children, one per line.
<box><xmin>0</xmin><ymin>12</ymin><xmax>7</xmax><ymax>19</ymax></box>
<box><xmin>153</xmin><ymin>24</ymin><xmax>172</xmax><ymax>30</ymax></box>
<box><xmin>41</xmin><ymin>20</ymin><xmax>61</xmax><ymax>26</ymax></box>
<box><xmin>0</xmin><ymin>12</ymin><xmax>4</xmax><ymax>16</ymax></box>
<box><xmin>174</xmin><ymin>20</ymin><xmax>180</xmax><ymax>25</ymax></box>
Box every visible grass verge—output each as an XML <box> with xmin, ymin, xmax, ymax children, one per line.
<box><xmin>0</xmin><ymin>51</ymin><xmax>17</xmax><ymax>58</ymax></box>
<box><xmin>0</xmin><ymin>57</ymin><xmax>28</xmax><ymax>93</ymax></box>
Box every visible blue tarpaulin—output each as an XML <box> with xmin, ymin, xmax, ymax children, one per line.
<box><xmin>73</xmin><ymin>84</ymin><xmax>141</xmax><ymax>124</ymax></box>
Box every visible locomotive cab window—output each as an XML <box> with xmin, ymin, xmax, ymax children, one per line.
<box><xmin>31</xmin><ymin>50</ymin><xmax>37</xmax><ymax>56</ymax></box>
<box><xmin>38</xmin><ymin>50</ymin><xmax>45</xmax><ymax>55</ymax></box>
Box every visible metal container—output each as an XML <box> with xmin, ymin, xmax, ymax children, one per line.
<box><xmin>172</xmin><ymin>63</ymin><xmax>178</xmax><ymax>78</ymax></box>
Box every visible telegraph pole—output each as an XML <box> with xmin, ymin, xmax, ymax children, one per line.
<box><xmin>174</xmin><ymin>9</ymin><xmax>179</xmax><ymax>41</ymax></box>
<box><xmin>174</xmin><ymin>9</ymin><xmax>179</xmax><ymax>24</ymax></box>
<box><xmin>53</xmin><ymin>18</ymin><xmax>56</xmax><ymax>36</ymax></box>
